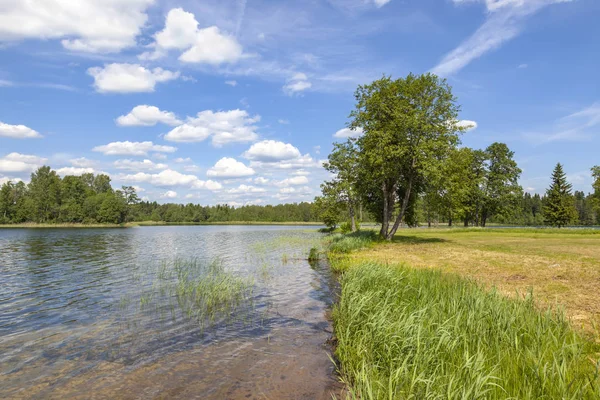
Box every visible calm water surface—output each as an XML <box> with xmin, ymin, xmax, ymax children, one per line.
<box><xmin>0</xmin><ymin>226</ymin><xmax>341</xmax><ymax>399</ymax></box>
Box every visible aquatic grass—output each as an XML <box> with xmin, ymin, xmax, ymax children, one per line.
<box><xmin>333</xmin><ymin>262</ymin><xmax>600</xmax><ymax>399</ymax></box>
<box><xmin>326</xmin><ymin>231</ymin><xmax>379</xmax><ymax>254</ymax></box>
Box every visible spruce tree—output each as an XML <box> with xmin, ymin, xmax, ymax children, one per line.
<box><xmin>543</xmin><ymin>163</ymin><xmax>578</xmax><ymax>228</ymax></box>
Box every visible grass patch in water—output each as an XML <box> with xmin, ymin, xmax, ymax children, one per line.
<box><xmin>333</xmin><ymin>261</ymin><xmax>600</xmax><ymax>399</ymax></box>
<box><xmin>326</xmin><ymin>231</ymin><xmax>379</xmax><ymax>254</ymax></box>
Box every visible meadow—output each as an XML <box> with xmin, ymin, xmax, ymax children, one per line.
<box><xmin>325</xmin><ymin>228</ymin><xmax>600</xmax><ymax>399</ymax></box>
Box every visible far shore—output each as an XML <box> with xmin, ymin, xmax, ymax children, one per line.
<box><xmin>0</xmin><ymin>221</ymin><xmax>325</xmax><ymax>229</ymax></box>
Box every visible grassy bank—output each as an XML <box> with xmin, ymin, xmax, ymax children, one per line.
<box><xmin>0</xmin><ymin>222</ymin><xmax>126</xmax><ymax>229</ymax></box>
<box><xmin>326</xmin><ymin>229</ymin><xmax>600</xmax><ymax>399</ymax></box>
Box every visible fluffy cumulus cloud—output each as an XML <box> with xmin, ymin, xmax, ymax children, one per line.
<box><xmin>55</xmin><ymin>167</ymin><xmax>97</xmax><ymax>176</ymax></box>
<box><xmin>243</xmin><ymin>140</ymin><xmax>302</xmax><ymax>162</ymax></box>
<box><xmin>207</xmin><ymin>157</ymin><xmax>255</xmax><ymax>178</ymax></box>
<box><xmin>283</xmin><ymin>73</ymin><xmax>312</xmax><ymax>96</ymax></box>
<box><xmin>116</xmin><ymin>105</ymin><xmax>181</xmax><ymax>127</ymax></box>
<box><xmin>275</xmin><ymin>176</ymin><xmax>309</xmax><ymax>187</ymax></box>
<box><xmin>457</xmin><ymin>120</ymin><xmax>478</xmax><ymax>131</ymax></box>
<box><xmin>0</xmin><ymin>0</ymin><xmax>153</xmax><ymax>53</ymax></box>
<box><xmin>227</xmin><ymin>185</ymin><xmax>266</xmax><ymax>194</ymax></box>
<box><xmin>165</xmin><ymin>109</ymin><xmax>259</xmax><ymax>146</ymax></box>
<box><xmin>119</xmin><ymin>169</ymin><xmax>222</xmax><ymax>190</ymax></box>
<box><xmin>70</xmin><ymin>157</ymin><xmax>96</xmax><ymax>168</ymax></box>
<box><xmin>0</xmin><ymin>121</ymin><xmax>42</xmax><ymax>139</ymax></box>
<box><xmin>161</xmin><ymin>190</ymin><xmax>178</xmax><ymax>199</ymax></box>
<box><xmin>334</xmin><ymin>127</ymin><xmax>364</xmax><ymax>138</ymax></box>
<box><xmin>0</xmin><ymin>153</ymin><xmax>47</xmax><ymax>173</ymax></box>
<box><xmin>87</xmin><ymin>64</ymin><xmax>180</xmax><ymax>93</ymax></box>
<box><xmin>113</xmin><ymin>159</ymin><xmax>168</xmax><ymax>171</ymax></box>
<box><xmin>434</xmin><ymin>0</ymin><xmax>572</xmax><ymax>76</ymax></box>
<box><xmin>140</xmin><ymin>8</ymin><xmax>243</xmax><ymax>65</ymax></box>
<box><xmin>93</xmin><ymin>141</ymin><xmax>177</xmax><ymax>156</ymax></box>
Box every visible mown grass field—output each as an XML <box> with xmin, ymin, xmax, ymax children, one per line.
<box><xmin>326</xmin><ymin>228</ymin><xmax>600</xmax><ymax>399</ymax></box>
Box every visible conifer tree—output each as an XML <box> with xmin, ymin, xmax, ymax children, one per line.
<box><xmin>543</xmin><ymin>163</ymin><xmax>578</xmax><ymax>228</ymax></box>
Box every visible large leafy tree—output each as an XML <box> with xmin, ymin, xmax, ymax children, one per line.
<box><xmin>543</xmin><ymin>163</ymin><xmax>578</xmax><ymax>228</ymax></box>
<box><xmin>479</xmin><ymin>143</ymin><xmax>522</xmax><ymax>227</ymax></box>
<box><xmin>350</xmin><ymin>73</ymin><xmax>463</xmax><ymax>239</ymax></box>
<box><xmin>28</xmin><ymin>166</ymin><xmax>62</xmax><ymax>223</ymax></box>
<box><xmin>591</xmin><ymin>166</ymin><xmax>600</xmax><ymax>224</ymax></box>
<box><xmin>322</xmin><ymin>140</ymin><xmax>360</xmax><ymax>231</ymax></box>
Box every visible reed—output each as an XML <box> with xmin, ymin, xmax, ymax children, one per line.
<box><xmin>333</xmin><ymin>261</ymin><xmax>600</xmax><ymax>399</ymax></box>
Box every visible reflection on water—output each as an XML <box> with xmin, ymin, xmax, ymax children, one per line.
<box><xmin>0</xmin><ymin>226</ymin><xmax>341</xmax><ymax>399</ymax></box>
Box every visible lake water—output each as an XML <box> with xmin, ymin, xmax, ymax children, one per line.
<box><xmin>0</xmin><ymin>226</ymin><xmax>341</xmax><ymax>399</ymax></box>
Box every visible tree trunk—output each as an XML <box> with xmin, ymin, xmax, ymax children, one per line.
<box><xmin>448</xmin><ymin>214</ymin><xmax>453</xmax><ymax>227</ymax></box>
<box><xmin>380</xmin><ymin>182</ymin><xmax>389</xmax><ymax>237</ymax></box>
<box><xmin>464</xmin><ymin>218</ymin><xmax>469</xmax><ymax>227</ymax></box>
<box><xmin>349</xmin><ymin>202</ymin><xmax>357</xmax><ymax>232</ymax></box>
<box><xmin>482</xmin><ymin>212</ymin><xmax>487</xmax><ymax>227</ymax></box>
<box><xmin>386</xmin><ymin>177</ymin><xmax>413</xmax><ymax>240</ymax></box>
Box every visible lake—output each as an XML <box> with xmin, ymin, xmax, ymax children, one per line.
<box><xmin>0</xmin><ymin>226</ymin><xmax>341</xmax><ymax>399</ymax></box>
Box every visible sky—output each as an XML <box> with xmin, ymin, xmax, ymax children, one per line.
<box><xmin>0</xmin><ymin>0</ymin><xmax>599</xmax><ymax>206</ymax></box>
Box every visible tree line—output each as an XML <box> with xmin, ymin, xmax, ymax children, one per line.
<box><xmin>315</xmin><ymin>73</ymin><xmax>600</xmax><ymax>236</ymax></box>
<box><xmin>0</xmin><ymin>166</ymin><xmax>320</xmax><ymax>224</ymax></box>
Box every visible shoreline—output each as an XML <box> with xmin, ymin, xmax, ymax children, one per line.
<box><xmin>0</xmin><ymin>221</ymin><xmax>325</xmax><ymax>229</ymax></box>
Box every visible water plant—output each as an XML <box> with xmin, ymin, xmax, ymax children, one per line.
<box><xmin>333</xmin><ymin>261</ymin><xmax>600</xmax><ymax>399</ymax></box>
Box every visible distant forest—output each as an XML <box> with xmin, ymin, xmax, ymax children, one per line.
<box><xmin>0</xmin><ymin>165</ymin><xmax>598</xmax><ymax>226</ymax></box>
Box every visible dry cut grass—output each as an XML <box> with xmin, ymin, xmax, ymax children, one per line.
<box><xmin>348</xmin><ymin>228</ymin><xmax>600</xmax><ymax>334</ymax></box>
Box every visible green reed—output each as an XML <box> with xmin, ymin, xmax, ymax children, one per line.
<box><xmin>333</xmin><ymin>262</ymin><xmax>600</xmax><ymax>399</ymax></box>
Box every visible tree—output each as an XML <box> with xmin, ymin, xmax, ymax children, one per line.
<box><xmin>313</xmin><ymin>194</ymin><xmax>344</xmax><ymax>229</ymax></box>
<box><xmin>350</xmin><ymin>73</ymin><xmax>463</xmax><ymax>240</ymax></box>
<box><xmin>28</xmin><ymin>166</ymin><xmax>62</xmax><ymax>223</ymax></box>
<box><xmin>322</xmin><ymin>140</ymin><xmax>360</xmax><ymax>231</ymax></box>
<box><xmin>543</xmin><ymin>163</ymin><xmax>578</xmax><ymax>228</ymax></box>
<box><xmin>479</xmin><ymin>143</ymin><xmax>522</xmax><ymax>227</ymax></box>
<box><xmin>592</xmin><ymin>166</ymin><xmax>600</xmax><ymax>224</ymax></box>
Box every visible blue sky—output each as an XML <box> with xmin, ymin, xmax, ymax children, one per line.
<box><xmin>0</xmin><ymin>0</ymin><xmax>598</xmax><ymax>205</ymax></box>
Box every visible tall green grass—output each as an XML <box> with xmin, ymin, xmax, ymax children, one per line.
<box><xmin>333</xmin><ymin>262</ymin><xmax>600</xmax><ymax>399</ymax></box>
<box><xmin>326</xmin><ymin>231</ymin><xmax>379</xmax><ymax>254</ymax></box>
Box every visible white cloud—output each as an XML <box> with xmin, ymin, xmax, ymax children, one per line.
<box><xmin>278</xmin><ymin>119</ymin><xmax>290</xmax><ymax>125</ymax></box>
<box><xmin>93</xmin><ymin>141</ymin><xmax>177</xmax><ymax>156</ymax></box>
<box><xmin>433</xmin><ymin>0</ymin><xmax>572</xmax><ymax>76</ymax></box>
<box><xmin>152</xmin><ymin>153</ymin><xmax>168</xmax><ymax>160</ymax></box>
<box><xmin>523</xmin><ymin>102</ymin><xmax>600</xmax><ymax>144</ymax></box>
<box><xmin>250</xmin><ymin>154</ymin><xmax>322</xmax><ymax>170</ymax></box>
<box><xmin>253</xmin><ymin>177</ymin><xmax>270</xmax><ymax>185</ymax></box>
<box><xmin>0</xmin><ymin>0</ymin><xmax>153</xmax><ymax>53</ymax></box>
<box><xmin>283</xmin><ymin>73</ymin><xmax>312</xmax><ymax>95</ymax></box>
<box><xmin>225</xmin><ymin>80</ymin><xmax>238</xmax><ymax>87</ymax></box>
<box><xmin>120</xmin><ymin>169</ymin><xmax>222</xmax><ymax>190</ymax></box>
<box><xmin>165</xmin><ymin>109</ymin><xmax>259</xmax><ymax>146</ymax></box>
<box><xmin>207</xmin><ymin>157</ymin><xmax>255</xmax><ymax>178</ymax></box>
<box><xmin>70</xmin><ymin>157</ymin><xmax>96</xmax><ymax>168</ymax></box>
<box><xmin>0</xmin><ymin>177</ymin><xmax>23</xmax><ymax>185</ymax></box>
<box><xmin>140</xmin><ymin>8</ymin><xmax>243</xmax><ymax>65</ymax></box>
<box><xmin>334</xmin><ymin>127</ymin><xmax>363</xmax><ymax>138</ymax></box>
<box><xmin>457</xmin><ymin>120</ymin><xmax>478</xmax><ymax>131</ymax></box>
<box><xmin>227</xmin><ymin>185</ymin><xmax>266</xmax><ymax>194</ymax></box>
<box><xmin>161</xmin><ymin>190</ymin><xmax>178</xmax><ymax>199</ymax></box>
<box><xmin>373</xmin><ymin>0</ymin><xmax>392</xmax><ymax>7</ymax></box>
<box><xmin>518</xmin><ymin>63</ymin><xmax>528</xmax><ymax>69</ymax></box>
<box><xmin>87</xmin><ymin>64</ymin><xmax>179</xmax><ymax>93</ymax></box>
<box><xmin>243</xmin><ymin>140</ymin><xmax>302</xmax><ymax>162</ymax></box>
<box><xmin>116</xmin><ymin>105</ymin><xmax>181</xmax><ymax>127</ymax></box>
<box><xmin>174</xmin><ymin>157</ymin><xmax>192</xmax><ymax>163</ymax></box>
<box><xmin>55</xmin><ymin>167</ymin><xmax>97</xmax><ymax>176</ymax></box>
<box><xmin>275</xmin><ymin>176</ymin><xmax>309</xmax><ymax>187</ymax></box>
<box><xmin>114</xmin><ymin>159</ymin><xmax>168</xmax><ymax>171</ymax></box>
<box><xmin>0</xmin><ymin>121</ymin><xmax>42</xmax><ymax>139</ymax></box>
<box><xmin>0</xmin><ymin>153</ymin><xmax>47</xmax><ymax>173</ymax></box>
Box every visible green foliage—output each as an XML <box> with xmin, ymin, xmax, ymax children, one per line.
<box><xmin>334</xmin><ymin>262</ymin><xmax>600</xmax><ymax>399</ymax></box>
<box><xmin>349</xmin><ymin>73</ymin><xmax>463</xmax><ymax>239</ymax></box>
<box><xmin>543</xmin><ymin>163</ymin><xmax>578</xmax><ymax>228</ymax></box>
<box><xmin>313</xmin><ymin>194</ymin><xmax>345</xmax><ymax>229</ymax></box>
<box><xmin>326</xmin><ymin>231</ymin><xmax>378</xmax><ymax>254</ymax></box>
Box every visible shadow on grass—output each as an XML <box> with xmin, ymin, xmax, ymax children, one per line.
<box><xmin>391</xmin><ymin>235</ymin><xmax>447</xmax><ymax>244</ymax></box>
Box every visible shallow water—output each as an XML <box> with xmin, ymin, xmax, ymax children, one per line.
<box><xmin>0</xmin><ymin>226</ymin><xmax>341</xmax><ymax>399</ymax></box>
